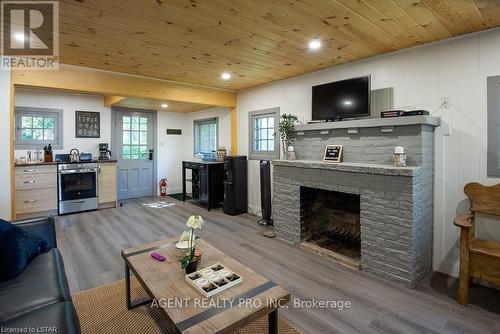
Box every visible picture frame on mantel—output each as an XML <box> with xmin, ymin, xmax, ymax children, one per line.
<box><xmin>323</xmin><ymin>144</ymin><xmax>343</xmax><ymax>163</ymax></box>
<box><xmin>75</xmin><ymin>111</ymin><xmax>100</xmax><ymax>138</ymax></box>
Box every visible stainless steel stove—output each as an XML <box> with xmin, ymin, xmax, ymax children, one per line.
<box><xmin>58</xmin><ymin>162</ymin><xmax>99</xmax><ymax>214</ymax></box>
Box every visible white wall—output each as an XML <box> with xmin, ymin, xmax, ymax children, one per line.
<box><xmin>186</xmin><ymin>107</ymin><xmax>232</xmax><ymax>154</ymax></box>
<box><xmin>14</xmin><ymin>88</ymin><xmax>111</xmax><ymax>158</ymax></box>
<box><xmin>156</xmin><ymin>111</ymin><xmax>190</xmax><ymax>194</ymax></box>
<box><xmin>156</xmin><ymin>107</ymin><xmax>231</xmax><ymax>194</ymax></box>
<box><xmin>237</xmin><ymin>27</ymin><xmax>500</xmax><ymax>277</ymax></box>
<box><xmin>0</xmin><ymin>66</ymin><xmax>11</xmax><ymax>220</ymax></box>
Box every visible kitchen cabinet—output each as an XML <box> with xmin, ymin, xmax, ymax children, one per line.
<box><xmin>98</xmin><ymin>161</ymin><xmax>117</xmax><ymax>208</ymax></box>
<box><xmin>14</xmin><ymin>161</ymin><xmax>118</xmax><ymax>217</ymax></box>
<box><xmin>14</xmin><ymin>164</ymin><xmax>57</xmax><ymax>218</ymax></box>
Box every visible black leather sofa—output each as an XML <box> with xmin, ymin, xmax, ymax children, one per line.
<box><xmin>0</xmin><ymin>216</ymin><xmax>81</xmax><ymax>333</ymax></box>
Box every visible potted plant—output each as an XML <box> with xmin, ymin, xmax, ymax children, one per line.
<box><xmin>180</xmin><ymin>214</ymin><xmax>204</xmax><ymax>274</ymax></box>
<box><xmin>278</xmin><ymin>114</ymin><xmax>299</xmax><ymax>159</ymax></box>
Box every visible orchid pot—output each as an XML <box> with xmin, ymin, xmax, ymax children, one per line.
<box><xmin>179</xmin><ymin>214</ymin><xmax>205</xmax><ymax>274</ymax></box>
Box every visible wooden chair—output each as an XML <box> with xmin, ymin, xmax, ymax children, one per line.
<box><xmin>454</xmin><ymin>182</ymin><xmax>500</xmax><ymax>305</ymax></box>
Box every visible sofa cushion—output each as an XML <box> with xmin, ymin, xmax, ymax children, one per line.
<box><xmin>0</xmin><ymin>219</ymin><xmax>47</xmax><ymax>281</ymax></box>
<box><xmin>1</xmin><ymin>302</ymin><xmax>81</xmax><ymax>334</ymax></box>
<box><xmin>13</xmin><ymin>216</ymin><xmax>57</xmax><ymax>250</ymax></box>
<box><xmin>0</xmin><ymin>249</ymin><xmax>72</xmax><ymax>322</ymax></box>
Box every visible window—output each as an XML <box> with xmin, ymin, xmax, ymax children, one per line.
<box><xmin>122</xmin><ymin>115</ymin><xmax>149</xmax><ymax>159</ymax></box>
<box><xmin>15</xmin><ymin>107</ymin><xmax>63</xmax><ymax>149</ymax></box>
<box><xmin>488</xmin><ymin>75</ymin><xmax>500</xmax><ymax>176</ymax></box>
<box><xmin>194</xmin><ymin>118</ymin><xmax>218</xmax><ymax>159</ymax></box>
<box><xmin>248</xmin><ymin>108</ymin><xmax>279</xmax><ymax>160</ymax></box>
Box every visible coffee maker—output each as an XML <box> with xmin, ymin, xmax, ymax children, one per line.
<box><xmin>98</xmin><ymin>143</ymin><xmax>112</xmax><ymax>160</ymax></box>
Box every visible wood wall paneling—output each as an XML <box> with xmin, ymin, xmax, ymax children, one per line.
<box><xmin>231</xmin><ymin>107</ymin><xmax>238</xmax><ymax>155</ymax></box>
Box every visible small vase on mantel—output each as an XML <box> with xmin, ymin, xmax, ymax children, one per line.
<box><xmin>393</xmin><ymin>146</ymin><xmax>407</xmax><ymax>167</ymax></box>
<box><xmin>286</xmin><ymin>145</ymin><xmax>296</xmax><ymax>160</ymax></box>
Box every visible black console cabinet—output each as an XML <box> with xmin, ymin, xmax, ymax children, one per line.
<box><xmin>182</xmin><ymin>161</ymin><xmax>224</xmax><ymax>211</ymax></box>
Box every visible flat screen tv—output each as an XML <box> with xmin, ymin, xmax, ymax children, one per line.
<box><xmin>312</xmin><ymin>76</ymin><xmax>370</xmax><ymax>121</ymax></box>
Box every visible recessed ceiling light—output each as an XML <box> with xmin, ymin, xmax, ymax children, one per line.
<box><xmin>161</xmin><ymin>103</ymin><xmax>168</xmax><ymax>108</ymax></box>
<box><xmin>308</xmin><ymin>38</ymin><xmax>322</xmax><ymax>50</ymax></box>
<box><xmin>343</xmin><ymin>100</ymin><xmax>353</xmax><ymax>106</ymax></box>
<box><xmin>14</xmin><ymin>32</ymin><xmax>25</xmax><ymax>42</ymax></box>
<box><xmin>221</xmin><ymin>72</ymin><xmax>231</xmax><ymax>80</ymax></box>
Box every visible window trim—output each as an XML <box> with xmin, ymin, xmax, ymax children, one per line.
<box><xmin>487</xmin><ymin>75</ymin><xmax>500</xmax><ymax>177</ymax></box>
<box><xmin>248</xmin><ymin>107</ymin><xmax>280</xmax><ymax>160</ymax></box>
<box><xmin>193</xmin><ymin>117</ymin><xmax>219</xmax><ymax>157</ymax></box>
<box><xmin>14</xmin><ymin>107</ymin><xmax>63</xmax><ymax>150</ymax></box>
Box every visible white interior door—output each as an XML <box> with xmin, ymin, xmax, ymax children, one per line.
<box><xmin>115</xmin><ymin>109</ymin><xmax>155</xmax><ymax>200</ymax></box>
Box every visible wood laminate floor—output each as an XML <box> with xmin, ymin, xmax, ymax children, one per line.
<box><xmin>56</xmin><ymin>197</ymin><xmax>500</xmax><ymax>334</ymax></box>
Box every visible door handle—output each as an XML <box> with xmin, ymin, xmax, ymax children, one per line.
<box><xmin>149</xmin><ymin>149</ymin><xmax>154</xmax><ymax>161</ymax></box>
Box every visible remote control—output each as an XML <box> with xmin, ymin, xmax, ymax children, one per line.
<box><xmin>150</xmin><ymin>252</ymin><xmax>166</xmax><ymax>261</ymax></box>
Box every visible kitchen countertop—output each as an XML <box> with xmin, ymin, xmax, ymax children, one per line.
<box><xmin>15</xmin><ymin>159</ymin><xmax>118</xmax><ymax>167</ymax></box>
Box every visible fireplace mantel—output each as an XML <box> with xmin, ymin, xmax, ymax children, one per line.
<box><xmin>294</xmin><ymin>115</ymin><xmax>440</xmax><ymax>133</ymax></box>
<box><xmin>272</xmin><ymin>160</ymin><xmax>420</xmax><ymax>177</ymax></box>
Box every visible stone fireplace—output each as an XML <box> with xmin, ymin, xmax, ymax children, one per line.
<box><xmin>272</xmin><ymin>116</ymin><xmax>439</xmax><ymax>287</ymax></box>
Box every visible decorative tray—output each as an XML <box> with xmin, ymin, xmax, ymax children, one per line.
<box><xmin>185</xmin><ymin>263</ymin><xmax>242</xmax><ymax>297</ymax></box>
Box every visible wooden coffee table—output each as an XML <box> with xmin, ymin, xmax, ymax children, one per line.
<box><xmin>121</xmin><ymin>238</ymin><xmax>291</xmax><ymax>333</ymax></box>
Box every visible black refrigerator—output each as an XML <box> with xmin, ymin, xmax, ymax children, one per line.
<box><xmin>223</xmin><ymin>155</ymin><xmax>247</xmax><ymax>215</ymax></box>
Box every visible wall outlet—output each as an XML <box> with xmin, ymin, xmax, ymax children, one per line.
<box><xmin>441</xmin><ymin>96</ymin><xmax>450</xmax><ymax>108</ymax></box>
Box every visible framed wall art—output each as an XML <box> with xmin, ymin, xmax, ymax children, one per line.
<box><xmin>75</xmin><ymin>111</ymin><xmax>100</xmax><ymax>138</ymax></box>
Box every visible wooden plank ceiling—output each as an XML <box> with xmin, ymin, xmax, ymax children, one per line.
<box><xmin>59</xmin><ymin>0</ymin><xmax>500</xmax><ymax>90</ymax></box>
<box><xmin>111</xmin><ymin>96</ymin><xmax>219</xmax><ymax>113</ymax></box>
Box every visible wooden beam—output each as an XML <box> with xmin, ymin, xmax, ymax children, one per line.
<box><xmin>103</xmin><ymin>95</ymin><xmax>125</xmax><ymax>107</ymax></box>
<box><xmin>231</xmin><ymin>106</ymin><xmax>238</xmax><ymax>155</ymax></box>
<box><xmin>113</xmin><ymin>97</ymin><xmax>218</xmax><ymax>113</ymax></box>
<box><xmin>12</xmin><ymin>65</ymin><xmax>237</xmax><ymax>107</ymax></box>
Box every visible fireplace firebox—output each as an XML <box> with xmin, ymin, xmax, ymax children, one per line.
<box><xmin>300</xmin><ymin>187</ymin><xmax>361</xmax><ymax>264</ymax></box>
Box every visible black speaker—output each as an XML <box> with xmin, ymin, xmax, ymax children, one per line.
<box><xmin>223</xmin><ymin>155</ymin><xmax>247</xmax><ymax>215</ymax></box>
<box><xmin>259</xmin><ymin>160</ymin><xmax>273</xmax><ymax>225</ymax></box>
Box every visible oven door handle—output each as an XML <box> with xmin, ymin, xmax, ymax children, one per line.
<box><xmin>59</xmin><ymin>169</ymin><xmax>98</xmax><ymax>174</ymax></box>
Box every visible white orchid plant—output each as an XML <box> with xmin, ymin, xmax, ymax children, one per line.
<box><xmin>180</xmin><ymin>214</ymin><xmax>204</xmax><ymax>269</ymax></box>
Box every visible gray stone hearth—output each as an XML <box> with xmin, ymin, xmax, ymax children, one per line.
<box><xmin>271</xmin><ymin>116</ymin><xmax>439</xmax><ymax>287</ymax></box>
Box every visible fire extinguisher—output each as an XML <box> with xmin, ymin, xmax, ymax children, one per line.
<box><xmin>159</xmin><ymin>178</ymin><xmax>167</xmax><ymax>196</ymax></box>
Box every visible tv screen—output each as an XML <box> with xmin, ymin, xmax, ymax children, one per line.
<box><xmin>312</xmin><ymin>76</ymin><xmax>370</xmax><ymax>121</ymax></box>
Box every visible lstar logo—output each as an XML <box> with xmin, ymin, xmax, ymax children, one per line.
<box><xmin>1</xmin><ymin>0</ymin><xmax>59</xmax><ymax>69</ymax></box>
